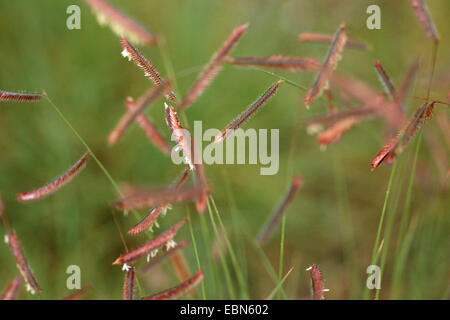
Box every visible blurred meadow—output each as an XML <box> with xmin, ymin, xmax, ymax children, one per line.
<box><xmin>0</xmin><ymin>0</ymin><xmax>449</xmax><ymax>299</ymax></box>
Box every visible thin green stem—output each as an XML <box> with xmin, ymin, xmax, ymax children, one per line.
<box><xmin>249</xmin><ymin>67</ymin><xmax>307</xmax><ymax>90</ymax></box>
<box><xmin>209</xmin><ymin>195</ymin><xmax>249</xmax><ymax>299</ymax></box>
<box><xmin>206</xmin><ymin>198</ymin><xmax>236</xmax><ymax>299</ymax></box>
<box><xmin>198</xmin><ymin>210</ymin><xmax>220</xmax><ymax>298</ymax></box>
<box><xmin>363</xmin><ymin>160</ymin><xmax>398</xmax><ymax>299</ymax></box>
<box><xmin>46</xmin><ymin>96</ymin><xmax>122</xmax><ymax>196</ymax></box>
<box><xmin>44</xmin><ymin>95</ymin><xmax>147</xmax><ymax>296</ymax></box>
<box><xmin>245</xmin><ymin>233</ymin><xmax>289</xmax><ymax>299</ymax></box>
<box><xmin>186</xmin><ymin>206</ymin><xmax>206</xmax><ymax>300</ymax></box>
<box><xmin>277</xmin><ymin>215</ymin><xmax>286</xmax><ymax>300</ymax></box>
<box><xmin>266</xmin><ymin>267</ymin><xmax>293</xmax><ymax>300</ymax></box>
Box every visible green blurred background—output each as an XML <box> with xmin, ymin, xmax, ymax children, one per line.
<box><xmin>0</xmin><ymin>0</ymin><xmax>448</xmax><ymax>299</ymax></box>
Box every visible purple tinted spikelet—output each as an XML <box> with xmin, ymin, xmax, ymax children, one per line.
<box><xmin>0</xmin><ymin>90</ymin><xmax>45</xmax><ymax>102</ymax></box>
<box><xmin>123</xmin><ymin>265</ymin><xmax>136</xmax><ymax>300</ymax></box>
<box><xmin>226</xmin><ymin>55</ymin><xmax>320</xmax><ymax>72</ymax></box>
<box><xmin>120</xmin><ymin>37</ymin><xmax>177</xmax><ymax>103</ymax></box>
<box><xmin>304</xmin><ymin>24</ymin><xmax>347</xmax><ymax>108</ymax></box>
<box><xmin>84</xmin><ymin>0</ymin><xmax>157</xmax><ymax>45</ymax></box>
<box><xmin>215</xmin><ymin>80</ymin><xmax>282</xmax><ymax>143</ymax></box>
<box><xmin>108</xmin><ymin>83</ymin><xmax>170</xmax><ymax>147</ymax></box>
<box><xmin>1</xmin><ymin>277</ymin><xmax>22</xmax><ymax>300</ymax></box>
<box><xmin>113</xmin><ymin>219</ymin><xmax>187</xmax><ymax>266</ymax></box>
<box><xmin>410</xmin><ymin>0</ymin><xmax>439</xmax><ymax>42</ymax></box>
<box><xmin>256</xmin><ymin>175</ymin><xmax>302</xmax><ymax>245</ymax></box>
<box><xmin>141</xmin><ymin>270</ymin><xmax>204</xmax><ymax>300</ymax></box>
<box><xmin>179</xmin><ymin>24</ymin><xmax>248</xmax><ymax>111</ymax></box>
<box><xmin>17</xmin><ymin>152</ymin><xmax>89</xmax><ymax>202</ymax></box>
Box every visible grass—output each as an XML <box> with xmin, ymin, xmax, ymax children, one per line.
<box><xmin>0</xmin><ymin>0</ymin><xmax>449</xmax><ymax>300</ymax></box>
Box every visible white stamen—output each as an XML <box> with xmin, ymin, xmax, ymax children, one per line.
<box><xmin>121</xmin><ymin>48</ymin><xmax>131</xmax><ymax>61</ymax></box>
<box><xmin>26</xmin><ymin>283</ymin><xmax>36</xmax><ymax>295</ymax></box>
<box><xmin>122</xmin><ymin>263</ymin><xmax>131</xmax><ymax>272</ymax></box>
<box><xmin>166</xmin><ymin>239</ymin><xmax>177</xmax><ymax>250</ymax></box>
<box><xmin>162</xmin><ymin>204</ymin><xmax>172</xmax><ymax>216</ymax></box>
<box><xmin>150</xmin><ymin>249</ymin><xmax>159</xmax><ymax>258</ymax></box>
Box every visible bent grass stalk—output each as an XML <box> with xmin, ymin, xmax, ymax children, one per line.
<box><xmin>266</xmin><ymin>267</ymin><xmax>293</xmax><ymax>300</ymax></box>
<box><xmin>245</xmin><ymin>233</ymin><xmax>288</xmax><ymax>299</ymax></box>
<box><xmin>44</xmin><ymin>95</ymin><xmax>148</xmax><ymax>295</ymax></box>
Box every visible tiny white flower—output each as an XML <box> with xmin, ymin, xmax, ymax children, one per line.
<box><xmin>306</xmin><ymin>266</ymin><xmax>312</xmax><ymax>271</ymax></box>
<box><xmin>4</xmin><ymin>234</ymin><xmax>9</xmax><ymax>244</ymax></box>
<box><xmin>306</xmin><ymin>124</ymin><xmax>323</xmax><ymax>135</ymax></box>
<box><xmin>162</xmin><ymin>204</ymin><xmax>172</xmax><ymax>216</ymax></box>
<box><xmin>146</xmin><ymin>254</ymin><xmax>151</xmax><ymax>262</ymax></box>
<box><xmin>323</xmin><ymin>289</ymin><xmax>330</xmax><ymax>292</ymax></box>
<box><xmin>150</xmin><ymin>249</ymin><xmax>158</xmax><ymax>258</ymax></box>
<box><xmin>122</xmin><ymin>263</ymin><xmax>131</xmax><ymax>272</ymax></box>
<box><xmin>166</xmin><ymin>239</ymin><xmax>177</xmax><ymax>250</ymax></box>
<box><xmin>26</xmin><ymin>283</ymin><xmax>36</xmax><ymax>295</ymax></box>
<box><xmin>121</xmin><ymin>49</ymin><xmax>131</xmax><ymax>61</ymax></box>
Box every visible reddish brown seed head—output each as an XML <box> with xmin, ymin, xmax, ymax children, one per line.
<box><xmin>304</xmin><ymin>24</ymin><xmax>347</xmax><ymax>108</ymax></box>
<box><xmin>84</xmin><ymin>0</ymin><xmax>157</xmax><ymax>45</ymax></box>
<box><xmin>306</xmin><ymin>264</ymin><xmax>326</xmax><ymax>300</ymax></box>
<box><xmin>141</xmin><ymin>270</ymin><xmax>204</xmax><ymax>300</ymax></box>
<box><xmin>179</xmin><ymin>23</ymin><xmax>248</xmax><ymax>110</ymax></box>
<box><xmin>123</xmin><ymin>265</ymin><xmax>136</xmax><ymax>300</ymax></box>
<box><xmin>17</xmin><ymin>152</ymin><xmax>89</xmax><ymax>202</ymax></box>
<box><xmin>410</xmin><ymin>0</ymin><xmax>439</xmax><ymax>42</ymax></box>
<box><xmin>120</xmin><ymin>37</ymin><xmax>177</xmax><ymax>103</ymax></box>
<box><xmin>0</xmin><ymin>90</ymin><xmax>45</xmax><ymax>102</ymax></box>
<box><xmin>7</xmin><ymin>232</ymin><xmax>41</xmax><ymax>295</ymax></box>
<box><xmin>1</xmin><ymin>277</ymin><xmax>22</xmax><ymax>300</ymax></box>
<box><xmin>113</xmin><ymin>218</ymin><xmax>188</xmax><ymax>265</ymax></box>
<box><xmin>215</xmin><ymin>80</ymin><xmax>282</xmax><ymax>143</ymax></box>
